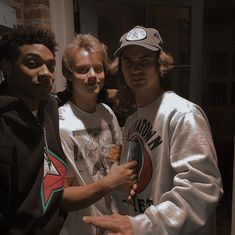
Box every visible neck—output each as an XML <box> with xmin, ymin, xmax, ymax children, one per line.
<box><xmin>71</xmin><ymin>94</ymin><xmax>97</xmax><ymax>113</ymax></box>
<box><xmin>135</xmin><ymin>87</ymin><xmax>165</xmax><ymax>108</ymax></box>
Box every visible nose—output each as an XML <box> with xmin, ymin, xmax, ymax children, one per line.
<box><xmin>88</xmin><ymin>67</ymin><xmax>96</xmax><ymax>77</ymax></box>
<box><xmin>37</xmin><ymin>64</ymin><xmax>54</xmax><ymax>83</ymax></box>
<box><xmin>38</xmin><ymin>64</ymin><xmax>52</xmax><ymax>76</ymax></box>
<box><xmin>132</xmin><ymin>62</ymin><xmax>142</xmax><ymax>73</ymax></box>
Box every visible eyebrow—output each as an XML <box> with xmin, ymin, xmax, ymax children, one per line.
<box><xmin>73</xmin><ymin>62</ymin><xmax>103</xmax><ymax>68</ymax></box>
<box><xmin>24</xmin><ymin>54</ymin><xmax>56</xmax><ymax>62</ymax></box>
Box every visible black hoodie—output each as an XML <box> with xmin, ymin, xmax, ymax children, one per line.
<box><xmin>0</xmin><ymin>82</ymin><xmax>67</xmax><ymax>234</ymax></box>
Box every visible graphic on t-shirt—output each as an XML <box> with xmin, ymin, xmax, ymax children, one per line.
<box><xmin>131</xmin><ymin>136</ymin><xmax>153</xmax><ymax>194</ymax></box>
<box><xmin>73</xmin><ymin>125</ymin><xmax>113</xmax><ymax>182</ymax></box>
<box><xmin>41</xmin><ymin>149</ymin><xmax>66</xmax><ymax>212</ymax></box>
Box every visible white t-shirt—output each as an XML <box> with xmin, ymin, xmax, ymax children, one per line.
<box><xmin>59</xmin><ymin>101</ymin><xmax>122</xmax><ymax>235</ymax></box>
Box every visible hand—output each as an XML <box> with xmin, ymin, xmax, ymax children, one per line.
<box><xmin>105</xmin><ymin>160</ymin><xmax>138</xmax><ymax>192</ymax></box>
<box><xmin>83</xmin><ymin>214</ymin><xmax>134</xmax><ymax>235</ymax></box>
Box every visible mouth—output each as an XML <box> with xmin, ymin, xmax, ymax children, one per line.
<box><xmin>85</xmin><ymin>82</ymin><xmax>100</xmax><ymax>88</ymax></box>
<box><xmin>86</xmin><ymin>82</ymin><xmax>97</xmax><ymax>86</ymax></box>
<box><xmin>131</xmin><ymin>77</ymin><xmax>144</xmax><ymax>82</ymax></box>
<box><xmin>37</xmin><ymin>83</ymin><xmax>52</xmax><ymax>91</ymax></box>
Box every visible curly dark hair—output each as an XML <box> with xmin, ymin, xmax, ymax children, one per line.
<box><xmin>0</xmin><ymin>24</ymin><xmax>57</xmax><ymax>63</ymax></box>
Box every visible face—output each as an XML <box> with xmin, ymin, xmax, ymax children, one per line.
<box><xmin>70</xmin><ymin>48</ymin><xmax>105</xmax><ymax>99</ymax></box>
<box><xmin>9</xmin><ymin>44</ymin><xmax>55</xmax><ymax>101</ymax></box>
<box><xmin>121</xmin><ymin>46</ymin><xmax>160</xmax><ymax>93</ymax></box>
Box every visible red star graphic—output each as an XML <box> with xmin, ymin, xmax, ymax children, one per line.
<box><xmin>41</xmin><ymin>150</ymin><xmax>66</xmax><ymax>212</ymax></box>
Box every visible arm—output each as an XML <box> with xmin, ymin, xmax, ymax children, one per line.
<box><xmin>61</xmin><ymin>160</ymin><xmax>137</xmax><ymax>211</ymax></box>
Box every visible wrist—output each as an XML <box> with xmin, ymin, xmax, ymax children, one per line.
<box><xmin>99</xmin><ymin>175</ymin><xmax>113</xmax><ymax>192</ymax></box>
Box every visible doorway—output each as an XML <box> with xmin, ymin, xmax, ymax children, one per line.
<box><xmin>96</xmin><ymin>1</ymin><xmax>191</xmax><ymax>98</ymax></box>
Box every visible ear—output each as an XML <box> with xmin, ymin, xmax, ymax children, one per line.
<box><xmin>1</xmin><ymin>60</ymin><xmax>12</xmax><ymax>77</ymax></box>
<box><xmin>62</xmin><ymin>66</ymin><xmax>73</xmax><ymax>82</ymax></box>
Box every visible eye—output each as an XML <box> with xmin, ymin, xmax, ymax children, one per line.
<box><xmin>140</xmin><ymin>59</ymin><xmax>152</xmax><ymax>66</ymax></box>
<box><xmin>141</xmin><ymin>58</ymin><xmax>156</xmax><ymax>66</ymax></box>
<box><xmin>24</xmin><ymin>59</ymin><xmax>41</xmax><ymax>69</ymax></box>
<box><xmin>122</xmin><ymin>59</ymin><xmax>132</xmax><ymax>67</ymax></box>
<box><xmin>74</xmin><ymin>66</ymin><xmax>89</xmax><ymax>74</ymax></box>
<box><xmin>94</xmin><ymin>65</ymin><xmax>104</xmax><ymax>73</ymax></box>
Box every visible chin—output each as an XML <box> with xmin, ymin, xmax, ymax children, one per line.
<box><xmin>87</xmin><ymin>87</ymin><xmax>101</xmax><ymax>94</ymax></box>
<box><xmin>129</xmin><ymin>84</ymin><xmax>145</xmax><ymax>91</ymax></box>
<box><xmin>34</xmin><ymin>90</ymin><xmax>50</xmax><ymax>101</ymax></box>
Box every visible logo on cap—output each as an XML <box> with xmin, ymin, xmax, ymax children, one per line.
<box><xmin>126</xmin><ymin>28</ymin><xmax>147</xmax><ymax>41</ymax></box>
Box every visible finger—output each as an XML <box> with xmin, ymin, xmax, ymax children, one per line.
<box><xmin>132</xmin><ymin>183</ymin><xmax>138</xmax><ymax>191</ymax></box>
<box><xmin>129</xmin><ymin>189</ymin><xmax>136</xmax><ymax>196</ymax></box>
<box><xmin>123</xmin><ymin>160</ymin><xmax>138</xmax><ymax>167</ymax></box>
<box><xmin>126</xmin><ymin>183</ymin><xmax>138</xmax><ymax>200</ymax></box>
<box><xmin>127</xmin><ymin>188</ymin><xmax>136</xmax><ymax>201</ymax></box>
<box><xmin>83</xmin><ymin>216</ymin><xmax>103</xmax><ymax>226</ymax></box>
<box><xmin>83</xmin><ymin>216</ymin><xmax>114</xmax><ymax>230</ymax></box>
<box><xmin>127</xmin><ymin>195</ymin><xmax>132</xmax><ymax>201</ymax></box>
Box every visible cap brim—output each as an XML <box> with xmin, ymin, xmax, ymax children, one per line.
<box><xmin>114</xmin><ymin>42</ymin><xmax>161</xmax><ymax>57</ymax></box>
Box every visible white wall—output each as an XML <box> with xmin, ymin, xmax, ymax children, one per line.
<box><xmin>49</xmin><ymin>0</ymin><xmax>75</xmax><ymax>92</ymax></box>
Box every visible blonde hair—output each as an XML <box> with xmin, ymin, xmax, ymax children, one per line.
<box><xmin>63</xmin><ymin>34</ymin><xmax>110</xmax><ymax>74</ymax></box>
<box><xmin>62</xmin><ymin>34</ymin><xmax>119</xmax><ymax>92</ymax></box>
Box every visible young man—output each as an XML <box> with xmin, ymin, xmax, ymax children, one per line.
<box><xmin>83</xmin><ymin>26</ymin><xmax>223</xmax><ymax>235</ymax></box>
<box><xmin>58</xmin><ymin>34</ymin><xmax>137</xmax><ymax>235</ymax></box>
<box><xmin>0</xmin><ymin>25</ymin><xmax>137</xmax><ymax>235</ymax></box>
<box><xmin>0</xmin><ymin>25</ymin><xmax>67</xmax><ymax>234</ymax></box>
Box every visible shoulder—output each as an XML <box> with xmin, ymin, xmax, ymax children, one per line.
<box><xmin>58</xmin><ymin>101</ymin><xmax>73</xmax><ymax>120</ymax></box>
<box><xmin>162</xmin><ymin>91</ymin><xmax>194</xmax><ymax>109</ymax></box>
<box><xmin>97</xmin><ymin>102</ymin><xmax>117</xmax><ymax>117</ymax></box>
<box><xmin>123</xmin><ymin>110</ymin><xmax>138</xmax><ymax>126</ymax></box>
<box><xmin>161</xmin><ymin>92</ymin><xmax>209</xmax><ymax>127</ymax></box>
<box><xmin>161</xmin><ymin>91</ymin><xmax>204</xmax><ymax>115</ymax></box>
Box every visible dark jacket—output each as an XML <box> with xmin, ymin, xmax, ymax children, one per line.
<box><xmin>0</xmin><ymin>86</ymin><xmax>67</xmax><ymax>234</ymax></box>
